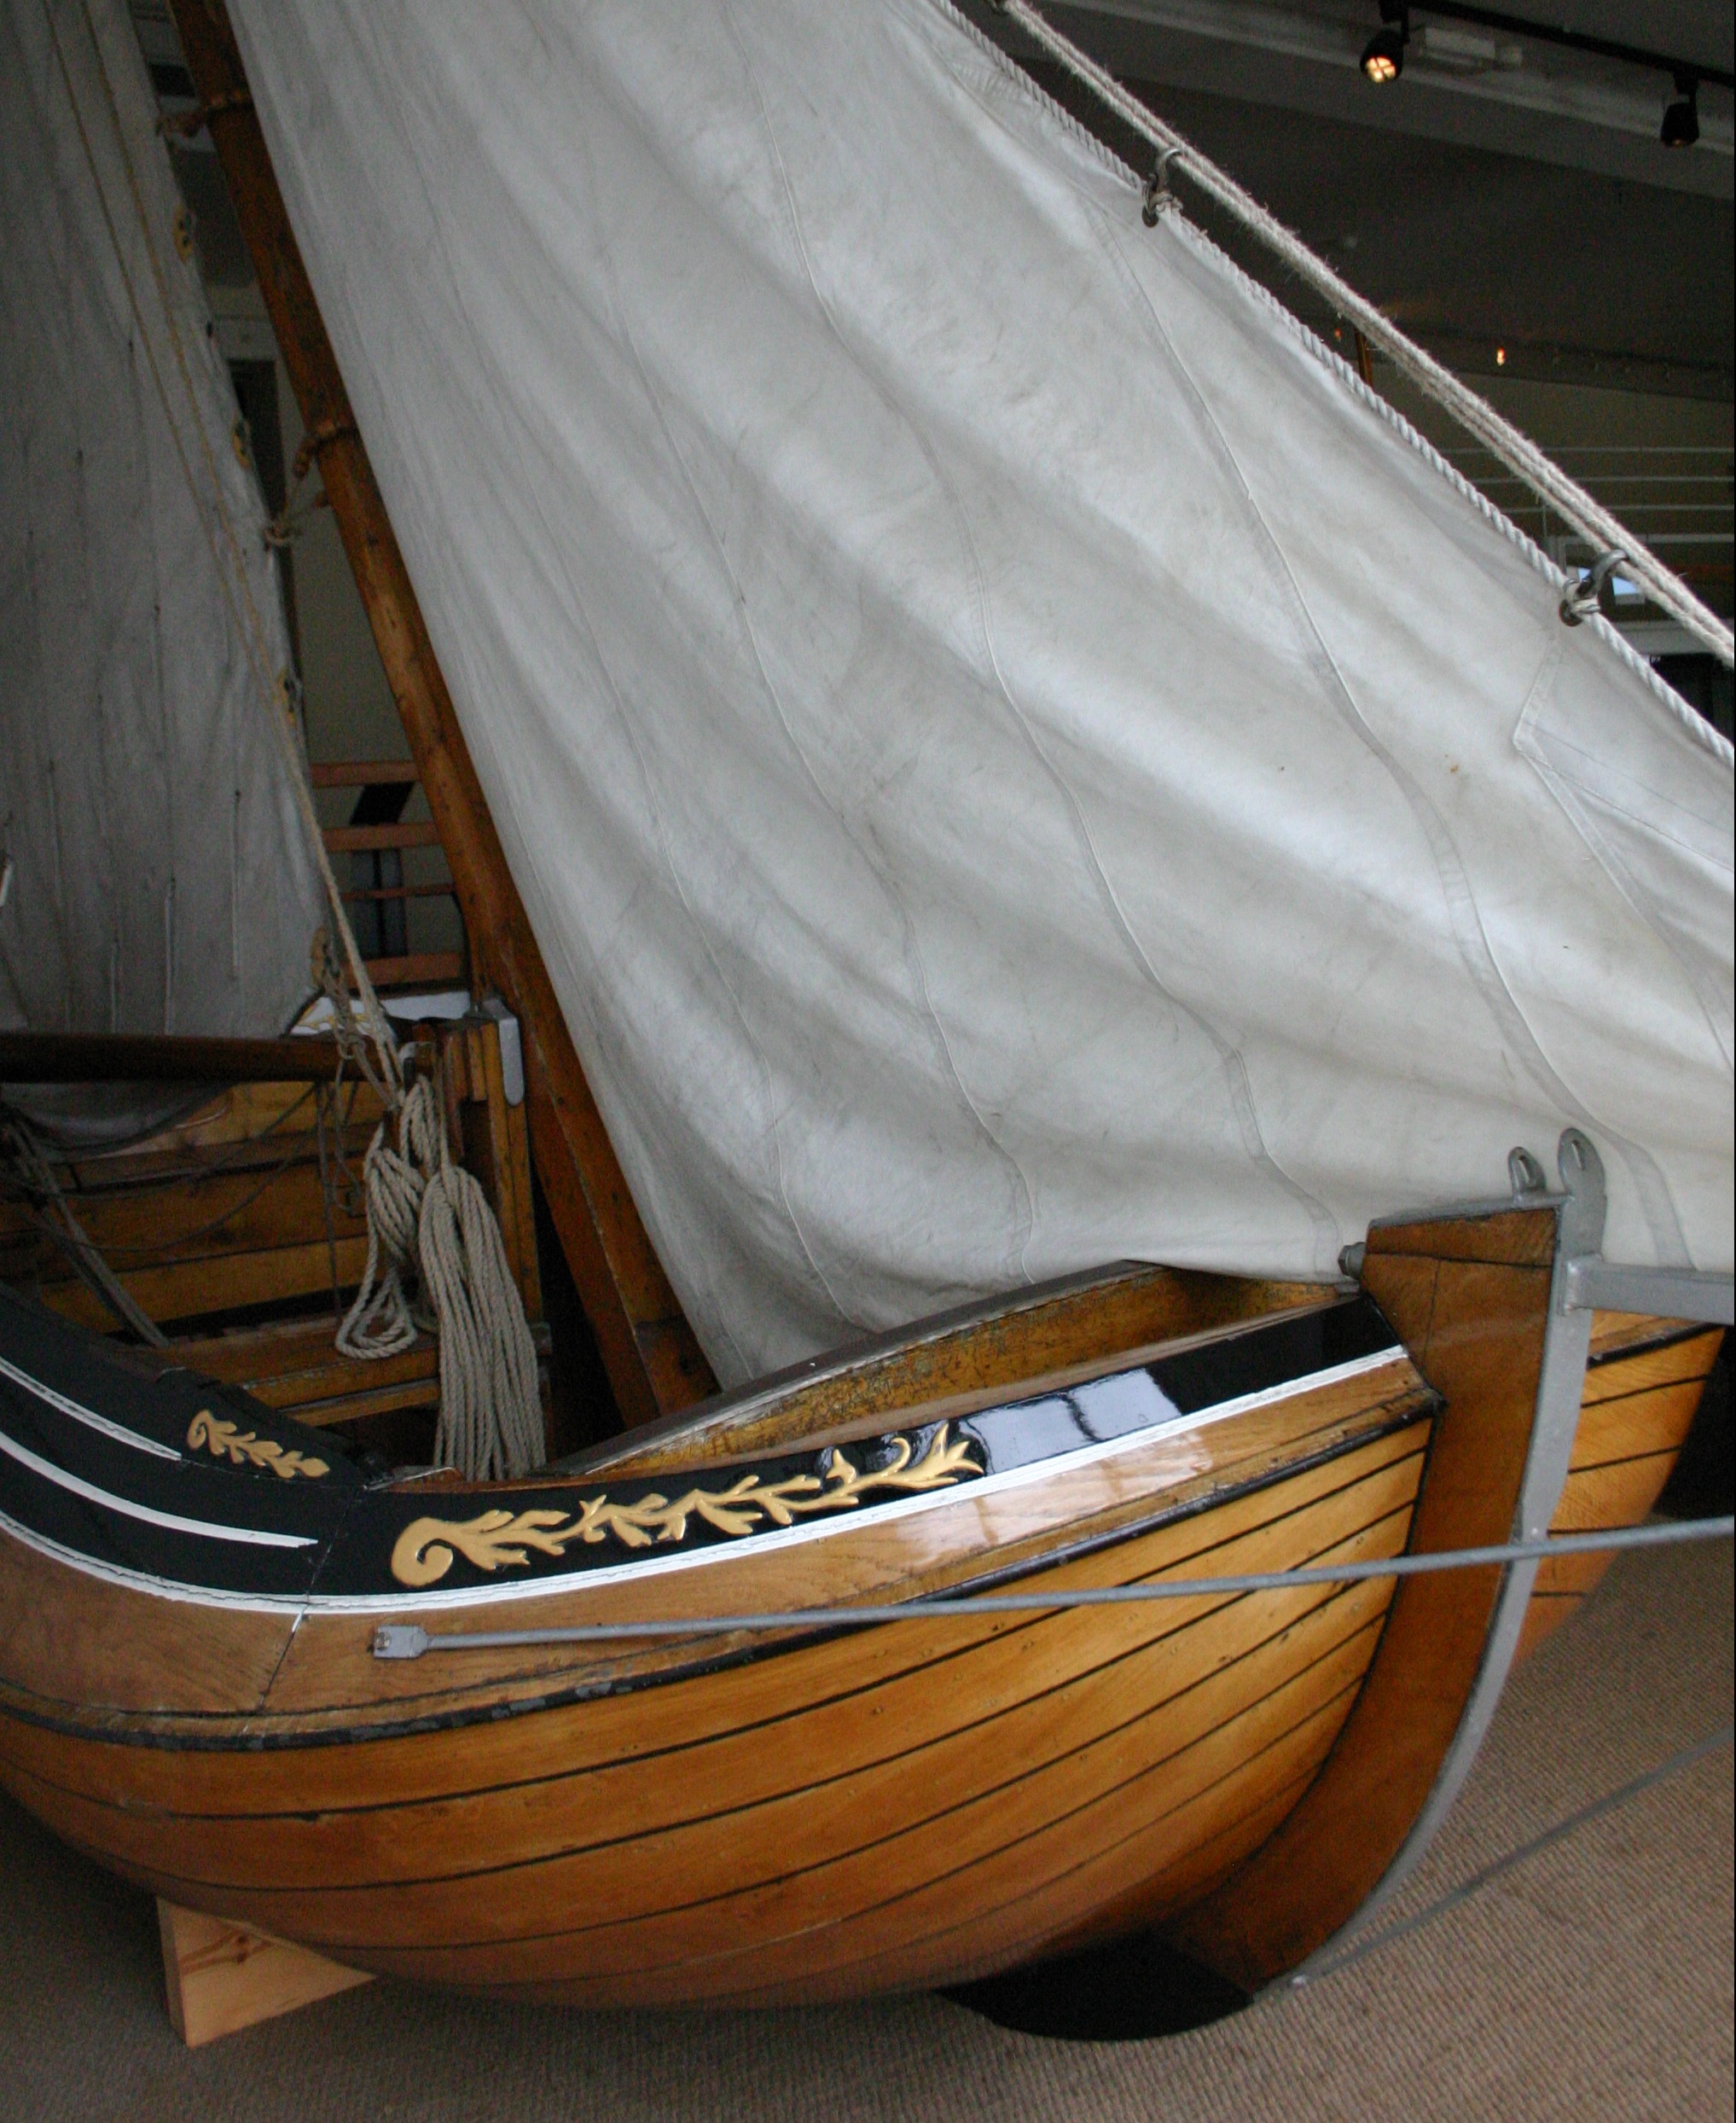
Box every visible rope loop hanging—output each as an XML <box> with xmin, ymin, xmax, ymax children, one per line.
<box><xmin>335</xmin><ymin>1056</ymin><xmax>544</xmax><ymax>1480</ymax></box>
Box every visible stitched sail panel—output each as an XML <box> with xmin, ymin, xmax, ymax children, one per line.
<box><xmin>221</xmin><ymin>0</ymin><xmax>1731</xmax><ymax>1378</ymax></box>
<box><xmin>0</xmin><ymin>0</ymin><xmax>323</xmax><ymax>1145</ymax></box>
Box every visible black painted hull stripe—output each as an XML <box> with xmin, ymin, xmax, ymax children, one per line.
<box><xmin>0</xmin><ymin>1410</ymin><xmax>1431</xmax><ymax>1756</ymax></box>
<box><xmin>0</xmin><ymin>1352</ymin><xmax>180</xmax><ymax>1460</ymax></box>
<box><xmin>0</xmin><ymin>1431</ymin><xmax>316</xmax><ymax>1550</ymax></box>
<box><xmin>0</xmin><ymin>1347</ymin><xmax>1408</xmax><ymax>1612</ymax></box>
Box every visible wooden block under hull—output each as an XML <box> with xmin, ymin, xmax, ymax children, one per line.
<box><xmin>157</xmin><ymin>1899</ymin><xmax>372</xmax><ymax>2047</ymax></box>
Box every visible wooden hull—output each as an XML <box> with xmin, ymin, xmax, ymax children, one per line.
<box><xmin>1518</xmin><ymin>1312</ymin><xmax>1724</xmax><ymax>1661</ymax></box>
<box><xmin>0</xmin><ymin>1221</ymin><xmax>1719</xmax><ymax>2007</ymax></box>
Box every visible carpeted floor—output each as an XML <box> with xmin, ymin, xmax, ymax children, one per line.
<box><xmin>3</xmin><ymin>1538</ymin><xmax>1730</xmax><ymax>2123</ymax></box>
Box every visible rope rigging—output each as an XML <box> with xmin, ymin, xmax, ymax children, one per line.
<box><xmin>985</xmin><ymin>0</ymin><xmax>1735</xmax><ymax>669</ymax></box>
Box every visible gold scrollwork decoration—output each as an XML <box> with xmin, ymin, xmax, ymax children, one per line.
<box><xmin>390</xmin><ymin>1425</ymin><xmax>981</xmax><ymax>1588</ymax></box>
<box><xmin>187</xmin><ymin>1410</ymin><xmax>328</xmax><ymax>1481</ymax></box>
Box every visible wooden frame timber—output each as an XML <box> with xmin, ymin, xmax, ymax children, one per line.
<box><xmin>167</xmin><ymin>0</ymin><xmax>714</xmax><ymax>1428</ymax></box>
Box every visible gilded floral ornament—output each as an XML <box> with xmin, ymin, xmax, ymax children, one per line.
<box><xmin>390</xmin><ymin>1425</ymin><xmax>981</xmax><ymax>1588</ymax></box>
<box><xmin>187</xmin><ymin>1410</ymin><xmax>328</xmax><ymax>1480</ymax></box>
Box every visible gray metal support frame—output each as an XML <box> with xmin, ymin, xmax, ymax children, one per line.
<box><xmin>1291</xmin><ymin>1129</ymin><xmax>1730</xmax><ymax>1986</ymax></box>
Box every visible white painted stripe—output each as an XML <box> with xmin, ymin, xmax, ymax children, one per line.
<box><xmin>0</xmin><ymin>1347</ymin><xmax>1412</xmax><ymax>1615</ymax></box>
<box><xmin>0</xmin><ymin>1428</ymin><xmax>316</xmax><ymax>1550</ymax></box>
<box><xmin>0</xmin><ymin>1352</ymin><xmax>181</xmax><ymax>1460</ymax></box>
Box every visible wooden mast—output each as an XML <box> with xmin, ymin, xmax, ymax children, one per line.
<box><xmin>167</xmin><ymin>0</ymin><xmax>716</xmax><ymax>1428</ymax></box>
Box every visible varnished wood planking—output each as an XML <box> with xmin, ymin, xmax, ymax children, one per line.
<box><xmin>0</xmin><ymin>1265</ymin><xmax>1434</xmax><ymax>2012</ymax></box>
<box><xmin>41</xmin><ymin>1236</ymin><xmax>373</xmax><ymax>1337</ymax></box>
<box><xmin>0</xmin><ymin>1273</ymin><xmax>1417</xmax><ymax>2004</ymax></box>
<box><xmin>254</xmin><ymin>1375</ymin><xmax>1429</xmax><ymax>1729</ymax></box>
<box><xmin>293</xmin><ymin>1607</ymin><xmax>1386</xmax><ymax>2002</ymax></box>
<box><xmin>1517</xmin><ymin>1451</ymin><xmax>1691</xmax><ymax>1657</ymax></box>
<box><xmin>1043</xmin><ymin>1765</ymin><xmax>1323</xmax><ymax>1967</ymax></box>
<box><xmin>0</xmin><ymin>1384</ymin><xmax>1425</xmax><ymax>1766</ymax></box>
<box><xmin>1581</xmin><ymin>1329</ymin><xmax>1722</xmax><ymax>1408</ymax></box>
<box><xmin>1588</xmin><ymin>1310</ymin><xmax>1716</xmax><ymax>1363</ymax></box>
<box><xmin>0</xmin><ymin>1527</ymin><xmax>294</xmax><ymax>1720</ymax></box>
<box><xmin>1517</xmin><ymin>1321</ymin><xmax>1723</xmax><ymax>1659</ymax></box>
<box><xmin>1171</xmin><ymin>1204</ymin><xmax>1559</xmax><ymax>1989</ymax></box>
<box><xmin>0</xmin><ymin>1436</ymin><xmax>1421</xmax><ymax>1871</ymax></box>
<box><xmin>0</xmin><ymin>1153</ymin><xmax>368</xmax><ymax>1265</ymax></box>
<box><xmin>0</xmin><ymin>1080</ymin><xmax>380</xmax><ymax>1337</ymax></box>
<box><xmin>6</xmin><ymin>1567</ymin><xmax>1396</xmax><ymax>1987</ymax></box>
<box><xmin>514</xmin><ymin>1642</ymin><xmax>1376</xmax><ymax>2008</ymax></box>
<box><xmin>1</xmin><ymin>1463</ymin><xmax>1417</xmax><ymax>1914</ymax></box>
<box><xmin>1570</xmin><ymin>1378</ymin><xmax>1708</xmax><ymax>1474</ymax></box>
<box><xmin>172</xmin><ymin>1318</ymin><xmax>439</xmax><ymax>1405</ymax></box>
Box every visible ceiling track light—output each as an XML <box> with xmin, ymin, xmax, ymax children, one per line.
<box><xmin>1661</xmin><ymin>72</ymin><xmax>1699</xmax><ymax>148</ymax></box>
<box><xmin>1362</xmin><ymin>1</ymin><xmax>1409</xmax><ymax>84</ymax></box>
<box><xmin>1355</xmin><ymin>6</ymin><xmax>1731</xmax><ymax>149</ymax></box>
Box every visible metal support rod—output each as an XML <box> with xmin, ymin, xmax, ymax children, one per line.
<box><xmin>1289</xmin><ymin>1126</ymin><xmax>1617</xmax><ymax>1980</ymax></box>
<box><xmin>1564</xmin><ymin>1259</ymin><xmax>1734</xmax><ymax>1325</ymax></box>
<box><xmin>370</xmin><ymin>1513</ymin><xmax>1732</xmax><ymax>1660</ymax></box>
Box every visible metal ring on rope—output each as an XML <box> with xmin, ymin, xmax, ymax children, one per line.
<box><xmin>1559</xmin><ymin>550</ymin><xmax>1628</xmax><ymax>628</ymax></box>
<box><xmin>987</xmin><ymin>0</ymin><xmax>1734</xmax><ymax>668</ymax></box>
<box><xmin>1141</xmin><ymin>148</ymin><xmax>1186</xmax><ymax>227</ymax></box>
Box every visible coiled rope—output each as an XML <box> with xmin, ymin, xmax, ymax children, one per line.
<box><xmin>984</xmin><ymin>0</ymin><xmax>1734</xmax><ymax>666</ymax></box>
<box><xmin>336</xmin><ymin>1062</ymin><xmax>543</xmax><ymax>1481</ymax></box>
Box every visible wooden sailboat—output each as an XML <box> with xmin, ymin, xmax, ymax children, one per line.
<box><xmin>0</xmin><ymin>1142</ymin><xmax>1721</xmax><ymax>2005</ymax></box>
<box><xmin>1</xmin><ymin>0</ymin><xmax>1727</xmax><ymax>2027</ymax></box>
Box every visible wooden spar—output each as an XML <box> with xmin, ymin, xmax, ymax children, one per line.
<box><xmin>0</xmin><ymin>1031</ymin><xmax>344</xmax><ymax>1085</ymax></box>
<box><xmin>167</xmin><ymin>1</ymin><xmax>715</xmax><ymax>1428</ymax></box>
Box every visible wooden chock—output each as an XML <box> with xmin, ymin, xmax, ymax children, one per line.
<box><xmin>157</xmin><ymin>1899</ymin><xmax>372</xmax><ymax>2048</ymax></box>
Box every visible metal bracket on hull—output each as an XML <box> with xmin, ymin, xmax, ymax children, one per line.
<box><xmin>1290</xmin><ymin>1125</ymin><xmax>1705</xmax><ymax>1985</ymax></box>
<box><xmin>1561</xmin><ymin>1259</ymin><xmax>1734</xmax><ymax>1326</ymax></box>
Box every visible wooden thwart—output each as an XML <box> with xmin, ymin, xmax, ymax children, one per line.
<box><xmin>157</xmin><ymin>1899</ymin><xmax>371</xmax><ymax>2047</ymax></box>
<box><xmin>0</xmin><ymin>1030</ymin><xmax>345</xmax><ymax>1084</ymax></box>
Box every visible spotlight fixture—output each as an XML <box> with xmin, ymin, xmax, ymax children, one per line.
<box><xmin>1362</xmin><ymin>3</ymin><xmax>1409</xmax><ymax>84</ymax></box>
<box><xmin>1661</xmin><ymin>72</ymin><xmax>1699</xmax><ymax>148</ymax></box>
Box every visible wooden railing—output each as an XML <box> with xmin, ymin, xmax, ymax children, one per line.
<box><xmin>311</xmin><ymin>759</ymin><xmax>466</xmax><ymax>990</ymax></box>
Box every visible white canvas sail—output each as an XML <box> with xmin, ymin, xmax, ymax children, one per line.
<box><xmin>227</xmin><ymin>0</ymin><xmax>1733</xmax><ymax>1382</ymax></box>
<box><xmin>0</xmin><ymin>0</ymin><xmax>323</xmax><ymax>1142</ymax></box>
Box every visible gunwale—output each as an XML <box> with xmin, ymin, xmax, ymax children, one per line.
<box><xmin>0</xmin><ymin>1345</ymin><xmax>1431</xmax><ymax>1748</ymax></box>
